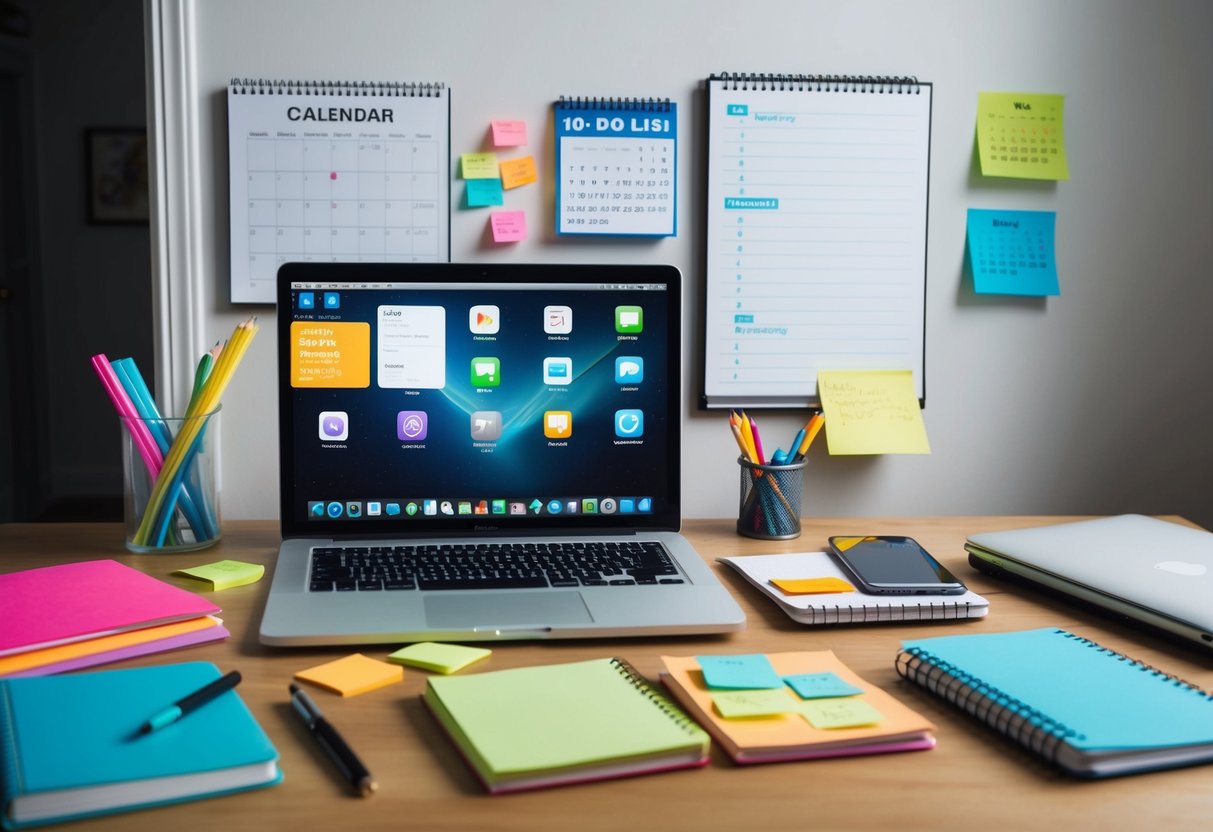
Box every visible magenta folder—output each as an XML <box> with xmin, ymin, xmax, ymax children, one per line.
<box><xmin>0</xmin><ymin>560</ymin><xmax>220</xmax><ymax>656</ymax></box>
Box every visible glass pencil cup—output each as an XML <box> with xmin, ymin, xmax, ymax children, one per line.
<box><xmin>121</xmin><ymin>408</ymin><xmax>221</xmax><ymax>553</ymax></box>
<box><xmin>736</xmin><ymin>456</ymin><xmax>806</xmax><ymax>540</ymax></box>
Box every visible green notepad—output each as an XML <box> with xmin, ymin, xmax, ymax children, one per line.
<box><xmin>423</xmin><ymin>657</ymin><xmax>709</xmax><ymax>793</ymax></box>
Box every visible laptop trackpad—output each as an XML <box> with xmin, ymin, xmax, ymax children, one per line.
<box><xmin>424</xmin><ymin>591</ymin><xmax>593</xmax><ymax>630</ymax></box>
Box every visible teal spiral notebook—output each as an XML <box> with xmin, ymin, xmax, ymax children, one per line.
<box><xmin>896</xmin><ymin>627</ymin><xmax>1213</xmax><ymax>777</ymax></box>
<box><xmin>0</xmin><ymin>662</ymin><xmax>281</xmax><ymax>829</ymax></box>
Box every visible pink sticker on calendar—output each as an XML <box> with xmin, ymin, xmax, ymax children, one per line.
<box><xmin>489</xmin><ymin>211</ymin><xmax>527</xmax><ymax>243</ymax></box>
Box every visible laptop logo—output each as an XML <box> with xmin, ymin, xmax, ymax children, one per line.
<box><xmin>319</xmin><ymin>411</ymin><xmax>348</xmax><ymax>441</ymax></box>
<box><xmin>1155</xmin><ymin>561</ymin><xmax>1208</xmax><ymax>576</ymax></box>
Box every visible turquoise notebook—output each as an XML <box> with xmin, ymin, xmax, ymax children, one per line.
<box><xmin>897</xmin><ymin>628</ymin><xmax>1213</xmax><ymax>777</ymax></box>
<box><xmin>0</xmin><ymin>662</ymin><xmax>281</xmax><ymax>829</ymax></box>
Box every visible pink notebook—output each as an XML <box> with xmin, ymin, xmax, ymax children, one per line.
<box><xmin>0</xmin><ymin>559</ymin><xmax>221</xmax><ymax>656</ymax></box>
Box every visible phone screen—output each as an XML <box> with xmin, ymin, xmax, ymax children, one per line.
<box><xmin>829</xmin><ymin>536</ymin><xmax>962</xmax><ymax>588</ymax></box>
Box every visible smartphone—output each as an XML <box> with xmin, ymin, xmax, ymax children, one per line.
<box><xmin>827</xmin><ymin>536</ymin><xmax>967</xmax><ymax>595</ymax></box>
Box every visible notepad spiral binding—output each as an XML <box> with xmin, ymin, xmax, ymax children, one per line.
<box><xmin>805</xmin><ymin>600</ymin><xmax>981</xmax><ymax>625</ymax></box>
<box><xmin>556</xmin><ymin>96</ymin><xmax>673</xmax><ymax>111</ymax></box>
<box><xmin>710</xmin><ymin>72</ymin><xmax>922</xmax><ymax>94</ymax></box>
<box><xmin>609</xmin><ymin>658</ymin><xmax>704</xmax><ymax>737</ymax></box>
<box><xmin>228</xmin><ymin>78</ymin><xmax>445</xmax><ymax>97</ymax></box>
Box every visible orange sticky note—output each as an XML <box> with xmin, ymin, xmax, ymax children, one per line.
<box><xmin>770</xmin><ymin>577</ymin><xmax>856</xmax><ymax>595</ymax></box>
<box><xmin>499</xmin><ymin>155</ymin><xmax>537</xmax><ymax>190</ymax></box>
<box><xmin>294</xmin><ymin>653</ymin><xmax>403</xmax><ymax>697</ymax></box>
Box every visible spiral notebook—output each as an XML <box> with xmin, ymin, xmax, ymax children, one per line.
<box><xmin>553</xmin><ymin>96</ymin><xmax>677</xmax><ymax>236</ymax></box>
<box><xmin>423</xmin><ymin>657</ymin><xmax>709</xmax><ymax>793</ymax></box>
<box><xmin>227</xmin><ymin>78</ymin><xmax>451</xmax><ymax>303</ymax></box>
<box><xmin>896</xmin><ymin>628</ymin><xmax>1213</xmax><ymax>778</ymax></box>
<box><xmin>701</xmin><ymin>72</ymin><xmax>932</xmax><ymax>409</ymax></box>
<box><xmin>720</xmin><ymin>551</ymin><xmax>988</xmax><ymax>625</ymax></box>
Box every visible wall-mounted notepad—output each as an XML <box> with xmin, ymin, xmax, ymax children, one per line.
<box><xmin>966</xmin><ymin>209</ymin><xmax>1059</xmax><ymax>296</ymax></box>
<box><xmin>553</xmin><ymin>97</ymin><xmax>676</xmax><ymax>236</ymax></box>
<box><xmin>976</xmin><ymin>92</ymin><xmax>1069</xmax><ymax>180</ymax></box>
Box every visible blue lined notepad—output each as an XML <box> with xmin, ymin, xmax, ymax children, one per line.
<box><xmin>896</xmin><ymin>628</ymin><xmax>1213</xmax><ymax>777</ymax></box>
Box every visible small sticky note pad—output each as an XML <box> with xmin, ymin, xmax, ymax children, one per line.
<box><xmin>491</xmin><ymin>119</ymin><xmax>528</xmax><ymax>147</ymax></box>
<box><xmin>712</xmin><ymin>689</ymin><xmax>799</xmax><ymax>719</ymax></box>
<box><xmin>697</xmin><ymin>654</ymin><xmax>783</xmax><ymax>690</ymax></box>
<box><xmin>770</xmin><ymin>577</ymin><xmax>855</xmax><ymax>595</ymax></box>
<box><xmin>489</xmin><ymin>211</ymin><xmax>527</xmax><ymax>243</ymax></box>
<box><xmin>461</xmin><ymin>152</ymin><xmax>500</xmax><ymax>179</ymax></box>
<box><xmin>294</xmin><ymin>653</ymin><xmax>403</xmax><ymax>697</ymax></box>
<box><xmin>171</xmin><ymin>560</ymin><xmax>264</xmax><ymax>591</ymax></box>
<box><xmin>466</xmin><ymin>178</ymin><xmax>504</xmax><ymax>207</ymax></box>
<box><xmin>388</xmin><ymin>642</ymin><xmax>491</xmax><ymax>674</ymax></box>
<box><xmin>783</xmin><ymin>672</ymin><xmax>865</xmax><ymax>700</ymax></box>
<box><xmin>801</xmin><ymin>699</ymin><xmax>884</xmax><ymax>730</ymax></box>
<box><xmin>499</xmin><ymin>155</ymin><xmax>537</xmax><ymax>189</ymax></box>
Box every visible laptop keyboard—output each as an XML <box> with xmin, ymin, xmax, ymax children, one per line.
<box><xmin>307</xmin><ymin>541</ymin><xmax>686</xmax><ymax>592</ymax></box>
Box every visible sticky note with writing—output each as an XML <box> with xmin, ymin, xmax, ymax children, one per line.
<box><xmin>461</xmin><ymin>152</ymin><xmax>500</xmax><ymax>179</ymax></box>
<box><xmin>801</xmin><ymin>698</ymin><xmax>884</xmax><ymax>730</ymax></box>
<box><xmin>466</xmin><ymin>178</ymin><xmax>504</xmax><ymax>207</ymax></box>
<box><xmin>784</xmin><ymin>671</ymin><xmax>864</xmax><ymax>700</ymax></box>
<box><xmin>697</xmin><ymin>654</ymin><xmax>783</xmax><ymax>690</ymax></box>
<box><xmin>712</xmin><ymin>689</ymin><xmax>799</xmax><ymax>718</ymax></box>
<box><xmin>499</xmin><ymin>155</ymin><xmax>538</xmax><ymax>189</ymax></box>
<box><xmin>770</xmin><ymin>577</ymin><xmax>855</xmax><ymax>595</ymax></box>
<box><xmin>817</xmin><ymin>369</ymin><xmax>930</xmax><ymax>455</ymax></box>
<box><xmin>976</xmin><ymin>91</ymin><xmax>1069</xmax><ymax>181</ymax></box>
<box><xmin>491</xmin><ymin>119</ymin><xmax>528</xmax><ymax>147</ymax></box>
<box><xmin>489</xmin><ymin>211</ymin><xmax>527</xmax><ymax>243</ymax></box>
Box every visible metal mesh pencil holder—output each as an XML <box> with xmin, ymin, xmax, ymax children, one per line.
<box><xmin>736</xmin><ymin>456</ymin><xmax>806</xmax><ymax>540</ymax></box>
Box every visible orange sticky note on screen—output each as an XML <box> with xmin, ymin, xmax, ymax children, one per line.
<box><xmin>499</xmin><ymin>155</ymin><xmax>537</xmax><ymax>189</ymax></box>
<box><xmin>770</xmin><ymin>577</ymin><xmax>855</xmax><ymax>595</ymax></box>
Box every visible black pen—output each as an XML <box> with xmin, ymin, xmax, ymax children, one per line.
<box><xmin>289</xmin><ymin>682</ymin><xmax>377</xmax><ymax>797</ymax></box>
<box><xmin>140</xmin><ymin>670</ymin><xmax>242</xmax><ymax>735</ymax></box>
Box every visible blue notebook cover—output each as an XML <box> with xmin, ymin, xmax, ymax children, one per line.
<box><xmin>0</xmin><ymin>662</ymin><xmax>281</xmax><ymax>829</ymax></box>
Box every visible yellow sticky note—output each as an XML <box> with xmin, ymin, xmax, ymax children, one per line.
<box><xmin>461</xmin><ymin>152</ymin><xmax>500</xmax><ymax>179</ymax></box>
<box><xmin>499</xmin><ymin>155</ymin><xmax>537</xmax><ymax>190</ymax></box>
<box><xmin>171</xmin><ymin>560</ymin><xmax>265</xmax><ymax>591</ymax></box>
<box><xmin>770</xmin><ymin>577</ymin><xmax>855</xmax><ymax>595</ymax></box>
<box><xmin>388</xmin><ymin>642</ymin><xmax>492</xmax><ymax>674</ymax></box>
<box><xmin>817</xmin><ymin>369</ymin><xmax>931</xmax><ymax>455</ymax></box>
<box><xmin>801</xmin><ymin>698</ymin><xmax>884</xmax><ymax>730</ymax></box>
<box><xmin>294</xmin><ymin>653</ymin><xmax>403</xmax><ymax>697</ymax></box>
<box><xmin>976</xmin><ymin>92</ymin><xmax>1069</xmax><ymax>181</ymax></box>
<box><xmin>712</xmin><ymin>689</ymin><xmax>799</xmax><ymax>719</ymax></box>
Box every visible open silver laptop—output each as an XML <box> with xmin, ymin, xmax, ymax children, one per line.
<box><xmin>259</xmin><ymin>263</ymin><xmax>745</xmax><ymax>645</ymax></box>
<box><xmin>966</xmin><ymin>515</ymin><xmax>1213</xmax><ymax>650</ymax></box>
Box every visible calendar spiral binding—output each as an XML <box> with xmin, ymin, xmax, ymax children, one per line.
<box><xmin>556</xmin><ymin>96</ymin><xmax>673</xmax><ymax>111</ymax></box>
<box><xmin>608</xmin><ymin>657</ymin><xmax>704</xmax><ymax>737</ymax></box>
<box><xmin>228</xmin><ymin>78</ymin><xmax>446</xmax><ymax>98</ymax></box>
<box><xmin>894</xmin><ymin>627</ymin><xmax>1213</xmax><ymax>767</ymax></box>
<box><xmin>710</xmin><ymin>72</ymin><xmax>922</xmax><ymax>94</ymax></box>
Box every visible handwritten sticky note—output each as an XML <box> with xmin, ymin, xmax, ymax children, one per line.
<box><xmin>817</xmin><ymin>369</ymin><xmax>930</xmax><ymax>455</ymax></box>
<box><xmin>171</xmin><ymin>560</ymin><xmax>264</xmax><ymax>591</ymax></box>
<box><xmin>770</xmin><ymin>577</ymin><xmax>855</xmax><ymax>595</ymax></box>
<box><xmin>966</xmin><ymin>208</ymin><xmax>1059</xmax><ymax>296</ymax></box>
<box><xmin>976</xmin><ymin>91</ymin><xmax>1069</xmax><ymax>181</ymax></box>
<box><xmin>499</xmin><ymin>155</ymin><xmax>538</xmax><ymax>190</ymax></box>
<box><xmin>784</xmin><ymin>672</ymin><xmax>865</xmax><ymax>700</ymax></box>
<box><xmin>489</xmin><ymin>211</ymin><xmax>527</xmax><ymax>243</ymax></box>
<box><xmin>697</xmin><ymin>654</ymin><xmax>783</xmax><ymax>690</ymax></box>
<box><xmin>801</xmin><ymin>698</ymin><xmax>884</xmax><ymax>729</ymax></box>
<box><xmin>388</xmin><ymin>642</ymin><xmax>491</xmax><ymax>674</ymax></box>
<box><xmin>294</xmin><ymin>653</ymin><xmax>403</xmax><ymax>697</ymax></box>
<box><xmin>466</xmin><ymin>178</ymin><xmax>504</xmax><ymax>207</ymax></box>
<box><xmin>461</xmin><ymin>152</ymin><xmax>500</xmax><ymax>179</ymax></box>
<box><xmin>491</xmin><ymin>119</ymin><xmax>528</xmax><ymax>147</ymax></box>
<box><xmin>712</xmin><ymin>689</ymin><xmax>799</xmax><ymax>719</ymax></box>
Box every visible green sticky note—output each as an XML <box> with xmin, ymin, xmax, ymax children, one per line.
<box><xmin>461</xmin><ymin>152</ymin><xmax>500</xmax><ymax>179</ymax></box>
<box><xmin>784</xmin><ymin>672</ymin><xmax>864</xmax><ymax>700</ymax></box>
<box><xmin>801</xmin><ymin>698</ymin><xmax>884</xmax><ymax>730</ymax></box>
<box><xmin>171</xmin><ymin>560</ymin><xmax>264</xmax><ymax>591</ymax></box>
<box><xmin>388</xmin><ymin>642</ymin><xmax>492</xmax><ymax>674</ymax></box>
<box><xmin>712</xmin><ymin>689</ymin><xmax>799</xmax><ymax>718</ymax></box>
<box><xmin>976</xmin><ymin>91</ymin><xmax>1069</xmax><ymax>181</ymax></box>
<box><xmin>465</xmin><ymin>178</ymin><xmax>504</xmax><ymax>207</ymax></box>
<box><xmin>697</xmin><ymin>654</ymin><xmax>783</xmax><ymax>690</ymax></box>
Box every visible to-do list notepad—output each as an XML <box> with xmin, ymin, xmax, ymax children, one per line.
<box><xmin>227</xmin><ymin>79</ymin><xmax>451</xmax><ymax>303</ymax></box>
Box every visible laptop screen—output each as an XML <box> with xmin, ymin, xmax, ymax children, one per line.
<box><xmin>277</xmin><ymin>263</ymin><xmax>682</xmax><ymax>538</ymax></box>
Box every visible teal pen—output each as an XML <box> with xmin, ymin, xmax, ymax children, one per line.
<box><xmin>787</xmin><ymin>428</ymin><xmax>805</xmax><ymax>460</ymax></box>
<box><xmin>139</xmin><ymin>670</ymin><xmax>242</xmax><ymax>735</ymax></box>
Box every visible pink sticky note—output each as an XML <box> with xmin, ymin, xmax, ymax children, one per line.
<box><xmin>490</xmin><ymin>211</ymin><xmax>527</xmax><ymax>243</ymax></box>
<box><xmin>491</xmin><ymin>120</ymin><xmax>528</xmax><ymax>147</ymax></box>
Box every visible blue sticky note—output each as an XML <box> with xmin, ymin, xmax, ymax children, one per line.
<box><xmin>966</xmin><ymin>209</ymin><xmax>1059</xmax><ymax>296</ymax></box>
<box><xmin>466</xmin><ymin>178</ymin><xmax>504</xmax><ymax>208</ymax></box>
<box><xmin>783</xmin><ymin>671</ymin><xmax>864</xmax><ymax>700</ymax></box>
<box><xmin>696</xmin><ymin>654</ymin><xmax>783</xmax><ymax>690</ymax></box>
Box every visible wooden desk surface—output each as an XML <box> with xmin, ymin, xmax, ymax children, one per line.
<box><xmin>3</xmin><ymin>517</ymin><xmax>1211</xmax><ymax>830</ymax></box>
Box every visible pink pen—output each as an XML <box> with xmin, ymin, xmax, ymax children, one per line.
<box><xmin>90</xmin><ymin>354</ymin><xmax>164</xmax><ymax>478</ymax></box>
<box><xmin>749</xmin><ymin>416</ymin><xmax>766</xmax><ymax>465</ymax></box>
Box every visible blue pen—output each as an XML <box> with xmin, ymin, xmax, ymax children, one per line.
<box><xmin>787</xmin><ymin>428</ymin><xmax>805</xmax><ymax>460</ymax></box>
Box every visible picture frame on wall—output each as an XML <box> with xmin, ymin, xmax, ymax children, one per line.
<box><xmin>85</xmin><ymin>127</ymin><xmax>149</xmax><ymax>224</ymax></box>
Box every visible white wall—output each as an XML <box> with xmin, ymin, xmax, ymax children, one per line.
<box><xmin>150</xmin><ymin>0</ymin><xmax>1213</xmax><ymax>528</ymax></box>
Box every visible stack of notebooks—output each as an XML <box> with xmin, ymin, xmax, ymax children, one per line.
<box><xmin>0</xmin><ymin>560</ymin><xmax>227</xmax><ymax>677</ymax></box>
<box><xmin>659</xmin><ymin>651</ymin><xmax>935</xmax><ymax>763</ymax></box>
<box><xmin>720</xmin><ymin>551</ymin><xmax>989</xmax><ymax>625</ymax></box>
